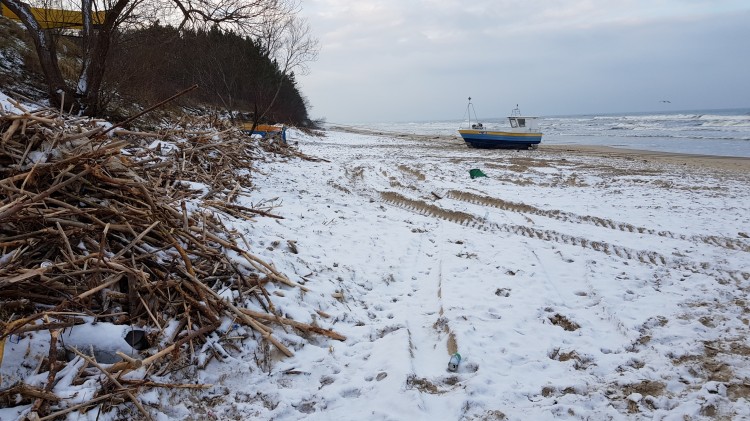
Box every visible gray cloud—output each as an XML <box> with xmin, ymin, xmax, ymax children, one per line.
<box><xmin>298</xmin><ymin>1</ymin><xmax>750</xmax><ymax>122</ymax></box>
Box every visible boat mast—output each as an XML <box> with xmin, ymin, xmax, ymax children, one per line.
<box><xmin>466</xmin><ymin>97</ymin><xmax>481</xmax><ymax>127</ymax></box>
<box><xmin>462</xmin><ymin>97</ymin><xmax>483</xmax><ymax>129</ymax></box>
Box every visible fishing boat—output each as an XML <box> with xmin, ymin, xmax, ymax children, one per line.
<box><xmin>458</xmin><ymin>98</ymin><xmax>542</xmax><ymax>149</ymax></box>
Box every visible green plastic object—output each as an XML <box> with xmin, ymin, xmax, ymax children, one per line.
<box><xmin>469</xmin><ymin>169</ymin><xmax>487</xmax><ymax>179</ymax></box>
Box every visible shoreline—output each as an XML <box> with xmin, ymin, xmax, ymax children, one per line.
<box><xmin>540</xmin><ymin>144</ymin><xmax>750</xmax><ymax>173</ymax></box>
<box><xmin>327</xmin><ymin>125</ymin><xmax>750</xmax><ymax>173</ymax></box>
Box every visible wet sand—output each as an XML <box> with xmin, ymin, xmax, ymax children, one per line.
<box><xmin>541</xmin><ymin>144</ymin><xmax>750</xmax><ymax>173</ymax></box>
<box><xmin>328</xmin><ymin>125</ymin><xmax>750</xmax><ymax>174</ymax></box>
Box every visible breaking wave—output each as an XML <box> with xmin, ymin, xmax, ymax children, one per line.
<box><xmin>347</xmin><ymin>108</ymin><xmax>750</xmax><ymax>157</ymax></box>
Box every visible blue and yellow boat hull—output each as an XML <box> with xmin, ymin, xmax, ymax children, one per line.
<box><xmin>458</xmin><ymin>130</ymin><xmax>542</xmax><ymax>149</ymax></box>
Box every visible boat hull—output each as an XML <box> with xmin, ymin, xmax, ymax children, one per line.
<box><xmin>458</xmin><ymin>130</ymin><xmax>541</xmax><ymax>149</ymax></box>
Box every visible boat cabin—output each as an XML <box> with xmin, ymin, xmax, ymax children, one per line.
<box><xmin>508</xmin><ymin>115</ymin><xmax>540</xmax><ymax>132</ymax></box>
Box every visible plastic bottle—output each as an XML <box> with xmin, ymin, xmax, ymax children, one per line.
<box><xmin>448</xmin><ymin>353</ymin><xmax>461</xmax><ymax>372</ymax></box>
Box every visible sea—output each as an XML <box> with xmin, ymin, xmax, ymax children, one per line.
<box><xmin>347</xmin><ymin>108</ymin><xmax>750</xmax><ymax>158</ymax></box>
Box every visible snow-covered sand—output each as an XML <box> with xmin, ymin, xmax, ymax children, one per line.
<box><xmin>2</xmin><ymin>125</ymin><xmax>749</xmax><ymax>420</ymax></box>
<box><xmin>172</xmin><ymin>128</ymin><xmax>750</xmax><ymax>420</ymax></box>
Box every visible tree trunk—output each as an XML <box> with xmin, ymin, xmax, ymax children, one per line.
<box><xmin>0</xmin><ymin>0</ymin><xmax>75</xmax><ymax>110</ymax></box>
<box><xmin>77</xmin><ymin>0</ymin><xmax>129</xmax><ymax>116</ymax></box>
<box><xmin>1</xmin><ymin>0</ymin><xmax>129</xmax><ymax>116</ymax></box>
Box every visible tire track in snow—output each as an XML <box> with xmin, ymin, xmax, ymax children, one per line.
<box><xmin>378</xmin><ymin>190</ymin><xmax>749</xmax><ymax>284</ymax></box>
<box><xmin>387</xmin><ymin>164</ymin><xmax>749</xmax><ymax>254</ymax></box>
<box><xmin>446</xmin><ymin>190</ymin><xmax>750</xmax><ymax>253</ymax></box>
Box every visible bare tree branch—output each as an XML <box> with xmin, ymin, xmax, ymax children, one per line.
<box><xmin>257</xmin><ymin>11</ymin><xmax>319</xmax><ymax>120</ymax></box>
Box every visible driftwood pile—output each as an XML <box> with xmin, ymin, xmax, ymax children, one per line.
<box><xmin>0</xmin><ymin>98</ymin><xmax>341</xmax><ymax>419</ymax></box>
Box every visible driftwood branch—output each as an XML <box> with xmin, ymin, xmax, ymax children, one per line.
<box><xmin>100</xmin><ymin>84</ymin><xmax>199</xmax><ymax>136</ymax></box>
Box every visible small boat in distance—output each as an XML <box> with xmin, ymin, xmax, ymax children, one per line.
<box><xmin>458</xmin><ymin>98</ymin><xmax>542</xmax><ymax>149</ymax></box>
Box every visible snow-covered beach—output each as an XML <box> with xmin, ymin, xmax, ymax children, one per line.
<box><xmin>2</xmin><ymin>121</ymin><xmax>750</xmax><ymax>420</ymax></box>
<box><xmin>3</xmin><ymin>0</ymin><xmax>750</xmax><ymax>416</ymax></box>
<box><xmin>181</xmin><ymin>128</ymin><xmax>750</xmax><ymax>420</ymax></box>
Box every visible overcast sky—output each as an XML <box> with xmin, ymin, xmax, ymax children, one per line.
<box><xmin>295</xmin><ymin>0</ymin><xmax>750</xmax><ymax>123</ymax></box>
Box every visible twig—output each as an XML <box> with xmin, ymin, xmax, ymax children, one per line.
<box><xmin>100</xmin><ymin>85</ymin><xmax>198</xmax><ymax>137</ymax></box>
<box><xmin>137</xmin><ymin>321</ymin><xmax>220</xmax><ymax>368</ymax></box>
<box><xmin>68</xmin><ymin>347</ymin><xmax>154</xmax><ymax>421</ymax></box>
<box><xmin>120</xmin><ymin>380</ymin><xmax>212</xmax><ymax>389</ymax></box>
<box><xmin>0</xmin><ymin>383</ymin><xmax>59</xmax><ymax>403</ymax></box>
<box><xmin>239</xmin><ymin>308</ymin><xmax>346</xmax><ymax>341</ymax></box>
<box><xmin>38</xmin><ymin>394</ymin><xmax>118</xmax><ymax>421</ymax></box>
<box><xmin>190</xmin><ymin>280</ymin><xmax>294</xmax><ymax>357</ymax></box>
<box><xmin>0</xmin><ymin>167</ymin><xmax>94</xmax><ymax>221</ymax></box>
<box><xmin>30</xmin><ymin>316</ymin><xmax>61</xmax><ymax>415</ymax></box>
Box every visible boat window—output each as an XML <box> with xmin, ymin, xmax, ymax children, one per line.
<box><xmin>509</xmin><ymin>118</ymin><xmax>518</xmax><ymax>128</ymax></box>
<box><xmin>517</xmin><ymin>118</ymin><xmax>526</xmax><ymax>127</ymax></box>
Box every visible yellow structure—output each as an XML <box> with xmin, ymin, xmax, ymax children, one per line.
<box><xmin>0</xmin><ymin>4</ymin><xmax>106</xmax><ymax>29</ymax></box>
<box><xmin>240</xmin><ymin>123</ymin><xmax>287</xmax><ymax>142</ymax></box>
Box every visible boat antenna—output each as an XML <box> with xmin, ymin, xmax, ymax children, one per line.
<box><xmin>464</xmin><ymin>97</ymin><xmax>480</xmax><ymax>126</ymax></box>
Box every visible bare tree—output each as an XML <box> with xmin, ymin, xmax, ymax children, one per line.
<box><xmin>256</xmin><ymin>8</ymin><xmax>318</xmax><ymax>121</ymax></box>
<box><xmin>0</xmin><ymin>0</ymin><xmax>288</xmax><ymax>115</ymax></box>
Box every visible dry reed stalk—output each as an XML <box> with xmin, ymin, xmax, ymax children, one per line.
<box><xmin>119</xmin><ymin>379</ymin><xmax>212</xmax><ymax>389</ymax></box>
<box><xmin>239</xmin><ymin>308</ymin><xmax>347</xmax><ymax>341</ymax></box>
<box><xmin>0</xmin><ymin>383</ymin><xmax>60</xmax><ymax>403</ymax></box>
<box><xmin>68</xmin><ymin>347</ymin><xmax>154</xmax><ymax>421</ymax></box>
<box><xmin>37</xmin><ymin>394</ymin><xmax>114</xmax><ymax>421</ymax></box>
<box><xmin>30</xmin><ymin>317</ymin><xmax>60</xmax><ymax>415</ymax></box>
<box><xmin>1</xmin><ymin>105</ymin><xmax>328</xmax><ymax>418</ymax></box>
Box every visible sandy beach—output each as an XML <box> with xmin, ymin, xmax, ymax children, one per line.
<box><xmin>541</xmin><ymin>144</ymin><xmax>750</xmax><ymax>173</ymax></box>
